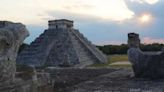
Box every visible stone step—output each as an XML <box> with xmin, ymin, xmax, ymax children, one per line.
<box><xmin>68</xmin><ymin>30</ymin><xmax>95</xmax><ymax>64</ymax></box>
<box><xmin>73</xmin><ymin>29</ymin><xmax>107</xmax><ymax>63</ymax></box>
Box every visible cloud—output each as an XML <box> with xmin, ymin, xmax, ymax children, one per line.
<box><xmin>45</xmin><ymin>0</ymin><xmax>135</xmax><ymax>22</ymax></box>
<box><xmin>142</xmin><ymin>37</ymin><xmax>164</xmax><ymax>44</ymax></box>
<box><xmin>0</xmin><ymin>0</ymin><xmax>163</xmax><ymax>45</ymax></box>
<box><xmin>0</xmin><ymin>0</ymin><xmax>135</xmax><ymax>24</ymax></box>
<box><xmin>46</xmin><ymin>10</ymin><xmax>104</xmax><ymax>23</ymax></box>
<box><xmin>131</xmin><ymin>0</ymin><xmax>159</xmax><ymax>4</ymax></box>
<box><xmin>0</xmin><ymin>0</ymin><xmax>48</xmax><ymax>25</ymax></box>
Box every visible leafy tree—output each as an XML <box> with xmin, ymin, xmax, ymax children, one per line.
<box><xmin>97</xmin><ymin>43</ymin><xmax>164</xmax><ymax>55</ymax></box>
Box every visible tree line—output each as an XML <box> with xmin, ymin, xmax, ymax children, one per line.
<box><xmin>97</xmin><ymin>43</ymin><xmax>164</xmax><ymax>55</ymax></box>
<box><xmin>18</xmin><ymin>43</ymin><xmax>164</xmax><ymax>55</ymax></box>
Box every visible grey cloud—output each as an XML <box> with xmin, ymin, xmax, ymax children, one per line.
<box><xmin>33</xmin><ymin>1</ymin><xmax>164</xmax><ymax>45</ymax></box>
<box><xmin>45</xmin><ymin>10</ymin><xmax>102</xmax><ymax>23</ymax></box>
<box><xmin>125</xmin><ymin>0</ymin><xmax>164</xmax><ymax>17</ymax></box>
<box><xmin>63</xmin><ymin>4</ymin><xmax>94</xmax><ymax>10</ymax></box>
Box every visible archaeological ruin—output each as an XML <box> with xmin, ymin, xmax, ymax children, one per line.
<box><xmin>1</xmin><ymin>20</ymin><xmax>164</xmax><ymax>92</ymax></box>
<box><xmin>0</xmin><ymin>21</ymin><xmax>29</xmax><ymax>83</ymax></box>
<box><xmin>128</xmin><ymin>33</ymin><xmax>164</xmax><ymax>79</ymax></box>
<box><xmin>0</xmin><ymin>21</ymin><xmax>53</xmax><ymax>92</ymax></box>
<box><xmin>17</xmin><ymin>19</ymin><xmax>107</xmax><ymax>68</ymax></box>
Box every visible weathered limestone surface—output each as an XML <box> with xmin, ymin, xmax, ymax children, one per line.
<box><xmin>45</xmin><ymin>67</ymin><xmax>117</xmax><ymax>91</ymax></box>
<box><xmin>128</xmin><ymin>33</ymin><xmax>164</xmax><ymax>79</ymax></box>
<box><xmin>0</xmin><ymin>21</ymin><xmax>29</xmax><ymax>83</ymax></box>
<box><xmin>17</xmin><ymin>19</ymin><xmax>107</xmax><ymax>68</ymax></box>
<box><xmin>0</xmin><ymin>21</ymin><xmax>53</xmax><ymax>92</ymax></box>
<box><xmin>56</xmin><ymin>68</ymin><xmax>164</xmax><ymax>92</ymax></box>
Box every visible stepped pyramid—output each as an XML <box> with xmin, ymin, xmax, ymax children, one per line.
<box><xmin>16</xmin><ymin>19</ymin><xmax>107</xmax><ymax>67</ymax></box>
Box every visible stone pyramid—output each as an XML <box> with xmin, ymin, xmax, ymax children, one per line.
<box><xmin>16</xmin><ymin>19</ymin><xmax>107</xmax><ymax>68</ymax></box>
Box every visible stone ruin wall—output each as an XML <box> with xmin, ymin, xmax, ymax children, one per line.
<box><xmin>0</xmin><ymin>21</ymin><xmax>53</xmax><ymax>92</ymax></box>
<box><xmin>128</xmin><ymin>33</ymin><xmax>164</xmax><ymax>79</ymax></box>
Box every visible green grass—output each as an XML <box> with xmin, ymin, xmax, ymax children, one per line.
<box><xmin>109</xmin><ymin>54</ymin><xmax>128</xmax><ymax>63</ymax></box>
<box><xmin>90</xmin><ymin>54</ymin><xmax>131</xmax><ymax>68</ymax></box>
<box><xmin>109</xmin><ymin>64</ymin><xmax>132</xmax><ymax>68</ymax></box>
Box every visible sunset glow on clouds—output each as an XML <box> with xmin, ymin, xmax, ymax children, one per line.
<box><xmin>53</xmin><ymin>0</ymin><xmax>135</xmax><ymax>21</ymax></box>
<box><xmin>0</xmin><ymin>0</ymin><xmax>163</xmax><ymax>45</ymax></box>
<box><xmin>131</xmin><ymin>0</ymin><xmax>159</xmax><ymax>4</ymax></box>
<box><xmin>142</xmin><ymin>37</ymin><xmax>164</xmax><ymax>44</ymax></box>
<box><xmin>0</xmin><ymin>0</ymin><xmax>159</xmax><ymax>24</ymax></box>
<box><xmin>0</xmin><ymin>0</ymin><xmax>135</xmax><ymax>24</ymax></box>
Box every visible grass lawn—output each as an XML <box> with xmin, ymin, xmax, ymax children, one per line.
<box><xmin>90</xmin><ymin>54</ymin><xmax>131</xmax><ymax>68</ymax></box>
<box><xmin>109</xmin><ymin>54</ymin><xmax>128</xmax><ymax>63</ymax></box>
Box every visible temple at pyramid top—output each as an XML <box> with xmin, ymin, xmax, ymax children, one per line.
<box><xmin>48</xmin><ymin>19</ymin><xmax>73</xmax><ymax>29</ymax></box>
<box><xmin>17</xmin><ymin>19</ymin><xmax>107</xmax><ymax>68</ymax></box>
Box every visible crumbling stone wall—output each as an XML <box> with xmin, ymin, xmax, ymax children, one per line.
<box><xmin>128</xmin><ymin>33</ymin><xmax>164</xmax><ymax>79</ymax></box>
<box><xmin>0</xmin><ymin>21</ymin><xmax>29</xmax><ymax>83</ymax></box>
<box><xmin>0</xmin><ymin>21</ymin><xmax>53</xmax><ymax>92</ymax></box>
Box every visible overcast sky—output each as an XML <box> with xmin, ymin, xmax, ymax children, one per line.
<box><xmin>0</xmin><ymin>0</ymin><xmax>164</xmax><ymax>45</ymax></box>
